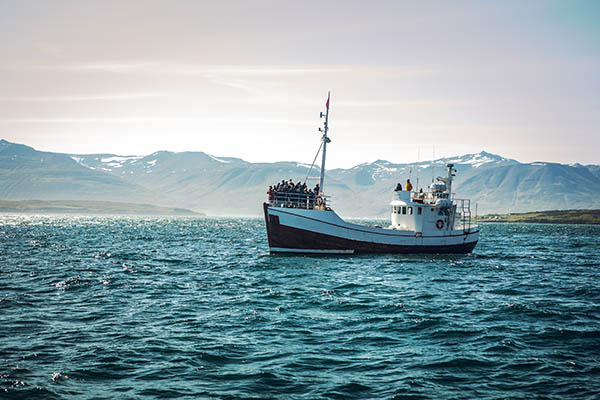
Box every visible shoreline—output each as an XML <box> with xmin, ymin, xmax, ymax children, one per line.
<box><xmin>476</xmin><ymin>209</ymin><xmax>600</xmax><ymax>225</ymax></box>
<box><xmin>0</xmin><ymin>199</ymin><xmax>203</xmax><ymax>217</ymax></box>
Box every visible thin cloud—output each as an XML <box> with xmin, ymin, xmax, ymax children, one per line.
<box><xmin>336</xmin><ymin>100</ymin><xmax>475</xmax><ymax>107</ymax></box>
<box><xmin>24</xmin><ymin>62</ymin><xmax>351</xmax><ymax>76</ymax></box>
<box><xmin>0</xmin><ymin>117</ymin><xmax>530</xmax><ymax>133</ymax></box>
<box><xmin>19</xmin><ymin>62</ymin><xmax>445</xmax><ymax>78</ymax></box>
<box><xmin>0</xmin><ymin>93</ymin><xmax>172</xmax><ymax>102</ymax></box>
<box><xmin>0</xmin><ymin>117</ymin><xmax>315</xmax><ymax>126</ymax></box>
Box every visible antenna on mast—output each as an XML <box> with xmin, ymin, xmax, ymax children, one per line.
<box><xmin>318</xmin><ymin>91</ymin><xmax>331</xmax><ymax>194</ymax></box>
<box><xmin>416</xmin><ymin>146</ymin><xmax>420</xmax><ymax>192</ymax></box>
<box><xmin>432</xmin><ymin>145</ymin><xmax>435</xmax><ymax>183</ymax></box>
<box><xmin>303</xmin><ymin>92</ymin><xmax>332</xmax><ymax>190</ymax></box>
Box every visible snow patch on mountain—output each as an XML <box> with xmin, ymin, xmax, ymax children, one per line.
<box><xmin>371</xmin><ymin>162</ymin><xmax>400</xmax><ymax>180</ymax></box>
<box><xmin>445</xmin><ymin>152</ymin><xmax>501</xmax><ymax>168</ymax></box>
<box><xmin>70</xmin><ymin>156</ymin><xmax>96</xmax><ymax>169</ymax></box>
<box><xmin>208</xmin><ymin>154</ymin><xmax>231</xmax><ymax>163</ymax></box>
<box><xmin>101</xmin><ymin>156</ymin><xmax>142</xmax><ymax>163</ymax></box>
<box><xmin>296</xmin><ymin>163</ymin><xmax>314</xmax><ymax>169</ymax></box>
<box><xmin>462</xmin><ymin>155</ymin><xmax>494</xmax><ymax>168</ymax></box>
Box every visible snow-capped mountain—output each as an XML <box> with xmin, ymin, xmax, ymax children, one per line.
<box><xmin>1</xmin><ymin>139</ymin><xmax>599</xmax><ymax>216</ymax></box>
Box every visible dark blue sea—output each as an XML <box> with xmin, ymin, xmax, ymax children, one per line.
<box><xmin>1</xmin><ymin>215</ymin><xmax>599</xmax><ymax>399</ymax></box>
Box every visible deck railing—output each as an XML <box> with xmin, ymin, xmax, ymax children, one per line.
<box><xmin>453</xmin><ymin>198</ymin><xmax>472</xmax><ymax>232</ymax></box>
<box><xmin>268</xmin><ymin>192</ymin><xmax>330</xmax><ymax>210</ymax></box>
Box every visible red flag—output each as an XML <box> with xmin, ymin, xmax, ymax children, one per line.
<box><xmin>325</xmin><ymin>92</ymin><xmax>330</xmax><ymax>109</ymax></box>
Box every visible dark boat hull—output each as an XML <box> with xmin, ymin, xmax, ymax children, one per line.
<box><xmin>263</xmin><ymin>203</ymin><xmax>478</xmax><ymax>254</ymax></box>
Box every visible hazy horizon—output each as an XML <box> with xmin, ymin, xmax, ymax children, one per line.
<box><xmin>1</xmin><ymin>1</ymin><xmax>599</xmax><ymax>168</ymax></box>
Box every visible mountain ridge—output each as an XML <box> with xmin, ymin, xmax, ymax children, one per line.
<box><xmin>1</xmin><ymin>139</ymin><xmax>598</xmax><ymax>217</ymax></box>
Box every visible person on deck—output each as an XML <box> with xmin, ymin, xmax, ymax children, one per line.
<box><xmin>414</xmin><ymin>187</ymin><xmax>425</xmax><ymax>203</ymax></box>
<box><xmin>406</xmin><ymin>179</ymin><xmax>413</xmax><ymax>192</ymax></box>
<box><xmin>308</xmin><ymin>189</ymin><xmax>315</xmax><ymax>209</ymax></box>
<box><xmin>267</xmin><ymin>186</ymin><xmax>275</xmax><ymax>204</ymax></box>
<box><xmin>394</xmin><ymin>183</ymin><xmax>402</xmax><ymax>191</ymax></box>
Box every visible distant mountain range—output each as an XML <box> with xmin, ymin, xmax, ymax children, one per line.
<box><xmin>1</xmin><ymin>139</ymin><xmax>599</xmax><ymax>217</ymax></box>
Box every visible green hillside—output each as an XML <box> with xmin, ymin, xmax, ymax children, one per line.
<box><xmin>476</xmin><ymin>209</ymin><xmax>600</xmax><ymax>225</ymax></box>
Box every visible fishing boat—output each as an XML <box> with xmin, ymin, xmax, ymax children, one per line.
<box><xmin>263</xmin><ymin>93</ymin><xmax>479</xmax><ymax>254</ymax></box>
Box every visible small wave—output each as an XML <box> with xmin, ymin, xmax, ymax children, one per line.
<box><xmin>323</xmin><ymin>382</ymin><xmax>373</xmax><ymax>398</ymax></box>
<box><xmin>53</xmin><ymin>277</ymin><xmax>96</xmax><ymax>291</ymax></box>
<box><xmin>419</xmin><ymin>357</ymin><xmax>497</xmax><ymax>370</ymax></box>
<box><xmin>526</xmin><ymin>328</ymin><xmax>600</xmax><ymax>343</ymax></box>
<box><xmin>199</xmin><ymin>352</ymin><xmax>246</xmax><ymax>366</ymax></box>
<box><xmin>0</xmin><ymin>386</ymin><xmax>60</xmax><ymax>400</ymax></box>
<box><xmin>488</xmin><ymin>288</ymin><xmax>527</xmax><ymax>296</ymax></box>
<box><xmin>429</xmin><ymin>328</ymin><xmax>483</xmax><ymax>339</ymax></box>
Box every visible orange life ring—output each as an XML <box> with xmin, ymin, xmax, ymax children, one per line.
<box><xmin>436</xmin><ymin>219</ymin><xmax>444</xmax><ymax>230</ymax></box>
<box><xmin>315</xmin><ymin>196</ymin><xmax>324</xmax><ymax>207</ymax></box>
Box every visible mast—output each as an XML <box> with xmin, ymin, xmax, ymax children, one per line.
<box><xmin>319</xmin><ymin>91</ymin><xmax>331</xmax><ymax>193</ymax></box>
<box><xmin>446</xmin><ymin>163</ymin><xmax>456</xmax><ymax>195</ymax></box>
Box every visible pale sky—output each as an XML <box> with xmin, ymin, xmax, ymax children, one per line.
<box><xmin>1</xmin><ymin>0</ymin><xmax>599</xmax><ymax>167</ymax></box>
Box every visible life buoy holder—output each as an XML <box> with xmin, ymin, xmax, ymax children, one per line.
<box><xmin>315</xmin><ymin>196</ymin><xmax>324</xmax><ymax>207</ymax></box>
<box><xmin>436</xmin><ymin>219</ymin><xmax>444</xmax><ymax>230</ymax></box>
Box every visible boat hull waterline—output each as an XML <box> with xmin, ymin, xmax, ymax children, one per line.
<box><xmin>264</xmin><ymin>203</ymin><xmax>479</xmax><ymax>254</ymax></box>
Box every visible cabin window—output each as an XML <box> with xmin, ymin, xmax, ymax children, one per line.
<box><xmin>408</xmin><ymin>206</ymin><xmax>413</xmax><ymax>215</ymax></box>
<box><xmin>417</xmin><ymin>207</ymin><xmax>422</xmax><ymax>215</ymax></box>
<box><xmin>402</xmin><ymin>206</ymin><xmax>406</xmax><ymax>215</ymax></box>
<box><xmin>392</xmin><ymin>206</ymin><xmax>397</xmax><ymax>214</ymax></box>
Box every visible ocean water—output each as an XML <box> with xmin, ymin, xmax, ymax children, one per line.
<box><xmin>1</xmin><ymin>215</ymin><xmax>599</xmax><ymax>399</ymax></box>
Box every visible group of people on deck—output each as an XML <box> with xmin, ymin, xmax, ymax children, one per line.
<box><xmin>267</xmin><ymin>177</ymin><xmax>426</xmax><ymax>208</ymax></box>
<box><xmin>395</xmin><ymin>179</ymin><xmax>426</xmax><ymax>203</ymax></box>
<box><xmin>267</xmin><ymin>179</ymin><xmax>322</xmax><ymax>208</ymax></box>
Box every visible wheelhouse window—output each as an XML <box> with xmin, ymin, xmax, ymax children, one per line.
<box><xmin>408</xmin><ymin>206</ymin><xmax>413</xmax><ymax>215</ymax></box>
<box><xmin>417</xmin><ymin>207</ymin><xmax>422</xmax><ymax>215</ymax></box>
<box><xmin>402</xmin><ymin>206</ymin><xmax>406</xmax><ymax>215</ymax></box>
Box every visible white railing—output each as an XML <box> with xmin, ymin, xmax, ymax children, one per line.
<box><xmin>268</xmin><ymin>192</ymin><xmax>331</xmax><ymax>210</ymax></box>
<box><xmin>453</xmin><ymin>198</ymin><xmax>472</xmax><ymax>232</ymax></box>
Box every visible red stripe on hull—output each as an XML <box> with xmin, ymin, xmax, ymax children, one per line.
<box><xmin>263</xmin><ymin>203</ymin><xmax>477</xmax><ymax>254</ymax></box>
